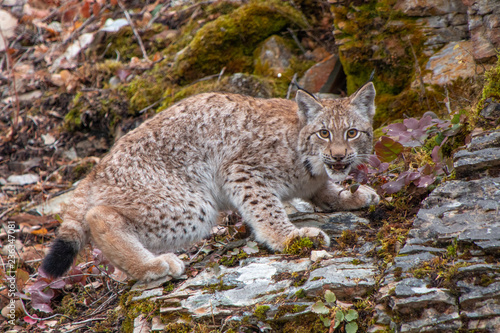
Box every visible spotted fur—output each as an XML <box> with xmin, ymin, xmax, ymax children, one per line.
<box><xmin>42</xmin><ymin>82</ymin><xmax>379</xmax><ymax>281</ymax></box>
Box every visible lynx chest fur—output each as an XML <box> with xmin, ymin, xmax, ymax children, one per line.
<box><xmin>42</xmin><ymin>83</ymin><xmax>379</xmax><ymax>282</ymax></box>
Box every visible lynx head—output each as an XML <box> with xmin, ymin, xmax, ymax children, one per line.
<box><xmin>296</xmin><ymin>82</ymin><xmax>376</xmax><ymax>182</ymax></box>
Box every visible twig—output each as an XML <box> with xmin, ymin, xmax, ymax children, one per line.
<box><xmin>287</xmin><ymin>28</ymin><xmax>307</xmax><ymax>55</ymax></box>
<box><xmin>62</xmin><ymin>317</ymin><xmax>107</xmax><ymax>333</ymax></box>
<box><xmin>189</xmin><ymin>240</ymin><xmax>208</xmax><ymax>262</ymax></box>
<box><xmin>117</xmin><ymin>0</ymin><xmax>150</xmax><ymax>61</ymax></box>
<box><xmin>0</xmin><ymin>206</ymin><xmax>15</xmax><ymax>219</ymax></box>
<box><xmin>443</xmin><ymin>85</ymin><xmax>452</xmax><ymax>114</ymax></box>
<box><xmin>139</xmin><ymin>97</ymin><xmax>166</xmax><ymax>114</ymax></box>
<box><xmin>191</xmin><ymin>67</ymin><xmax>226</xmax><ymax>85</ymax></box>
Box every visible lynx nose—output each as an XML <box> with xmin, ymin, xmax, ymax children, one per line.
<box><xmin>330</xmin><ymin>148</ymin><xmax>347</xmax><ymax>162</ymax></box>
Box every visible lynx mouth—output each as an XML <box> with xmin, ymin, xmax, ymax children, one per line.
<box><xmin>325</xmin><ymin>162</ymin><xmax>350</xmax><ymax>172</ymax></box>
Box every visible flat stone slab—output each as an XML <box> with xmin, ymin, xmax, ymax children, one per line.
<box><xmin>404</xmin><ymin>177</ymin><xmax>500</xmax><ymax>252</ymax></box>
<box><xmin>454</xmin><ymin>129</ymin><xmax>500</xmax><ymax>177</ymax></box>
<box><xmin>160</xmin><ymin>255</ymin><xmax>376</xmax><ymax>318</ymax></box>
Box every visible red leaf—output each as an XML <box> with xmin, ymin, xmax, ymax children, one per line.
<box><xmin>81</xmin><ymin>2</ymin><xmax>91</xmax><ymax>18</ymax></box>
<box><xmin>24</xmin><ymin>315</ymin><xmax>39</xmax><ymax>325</ymax></box>
<box><xmin>374</xmin><ymin>137</ymin><xmax>404</xmax><ymax>162</ymax></box>
<box><xmin>92</xmin><ymin>2</ymin><xmax>100</xmax><ymax>16</ymax></box>
<box><xmin>431</xmin><ymin>146</ymin><xmax>442</xmax><ymax>163</ymax></box>
<box><xmin>381</xmin><ymin>178</ymin><xmax>405</xmax><ymax>194</ymax></box>
<box><xmin>415</xmin><ymin>175</ymin><xmax>435</xmax><ymax>188</ymax></box>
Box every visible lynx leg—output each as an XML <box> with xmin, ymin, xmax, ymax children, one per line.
<box><xmin>310</xmin><ymin>180</ymin><xmax>379</xmax><ymax>212</ymax></box>
<box><xmin>86</xmin><ymin>206</ymin><xmax>184</xmax><ymax>281</ymax></box>
<box><xmin>225</xmin><ymin>177</ymin><xmax>330</xmax><ymax>251</ymax></box>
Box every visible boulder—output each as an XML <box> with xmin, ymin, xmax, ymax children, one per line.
<box><xmin>422</xmin><ymin>40</ymin><xmax>482</xmax><ymax>86</ymax></box>
<box><xmin>255</xmin><ymin>35</ymin><xmax>292</xmax><ymax>76</ymax></box>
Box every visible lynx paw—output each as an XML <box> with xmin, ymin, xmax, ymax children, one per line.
<box><xmin>286</xmin><ymin>227</ymin><xmax>331</xmax><ymax>248</ymax></box>
<box><xmin>142</xmin><ymin>253</ymin><xmax>185</xmax><ymax>281</ymax></box>
<box><xmin>339</xmin><ymin>184</ymin><xmax>379</xmax><ymax>210</ymax></box>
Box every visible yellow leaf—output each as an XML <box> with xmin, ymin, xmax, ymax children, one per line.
<box><xmin>31</xmin><ymin>227</ymin><xmax>48</xmax><ymax>235</ymax></box>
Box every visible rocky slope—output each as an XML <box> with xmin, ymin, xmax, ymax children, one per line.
<box><xmin>1</xmin><ymin>0</ymin><xmax>500</xmax><ymax>332</ymax></box>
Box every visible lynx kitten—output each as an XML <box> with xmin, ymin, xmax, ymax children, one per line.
<box><xmin>42</xmin><ymin>83</ymin><xmax>379</xmax><ymax>281</ymax></box>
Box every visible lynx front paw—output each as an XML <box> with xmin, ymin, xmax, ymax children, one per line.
<box><xmin>141</xmin><ymin>253</ymin><xmax>185</xmax><ymax>281</ymax></box>
<box><xmin>338</xmin><ymin>184</ymin><xmax>379</xmax><ymax>210</ymax></box>
<box><xmin>285</xmin><ymin>227</ymin><xmax>331</xmax><ymax>248</ymax></box>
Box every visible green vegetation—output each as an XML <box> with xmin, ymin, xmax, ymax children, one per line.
<box><xmin>254</xmin><ymin>305</ymin><xmax>271</xmax><ymax>320</ymax></box>
<box><xmin>283</xmin><ymin>237</ymin><xmax>314</xmax><ymax>256</ymax></box>
<box><xmin>174</xmin><ymin>0</ymin><xmax>307</xmax><ymax>82</ymax></box>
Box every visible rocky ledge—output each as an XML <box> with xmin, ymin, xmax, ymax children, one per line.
<box><xmin>125</xmin><ymin>129</ymin><xmax>500</xmax><ymax>333</ymax></box>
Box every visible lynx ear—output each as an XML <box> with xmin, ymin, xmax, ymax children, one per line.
<box><xmin>296</xmin><ymin>90</ymin><xmax>323</xmax><ymax>122</ymax></box>
<box><xmin>350</xmin><ymin>82</ymin><xmax>376</xmax><ymax>121</ymax></box>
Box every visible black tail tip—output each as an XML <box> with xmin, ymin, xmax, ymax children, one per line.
<box><xmin>41</xmin><ymin>238</ymin><xmax>79</xmax><ymax>278</ymax></box>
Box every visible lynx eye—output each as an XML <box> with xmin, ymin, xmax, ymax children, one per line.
<box><xmin>318</xmin><ymin>129</ymin><xmax>330</xmax><ymax>139</ymax></box>
<box><xmin>346</xmin><ymin>129</ymin><xmax>359</xmax><ymax>139</ymax></box>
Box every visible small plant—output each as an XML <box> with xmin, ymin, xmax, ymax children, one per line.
<box><xmin>311</xmin><ymin>290</ymin><xmax>359</xmax><ymax>333</ymax></box>
<box><xmin>283</xmin><ymin>237</ymin><xmax>315</xmax><ymax>256</ymax></box>
<box><xmin>19</xmin><ymin>248</ymin><xmax>117</xmax><ymax>326</ymax></box>
<box><xmin>349</xmin><ymin>113</ymin><xmax>466</xmax><ymax>196</ymax></box>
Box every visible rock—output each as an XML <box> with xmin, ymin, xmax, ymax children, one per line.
<box><xmin>395</xmin><ymin>0</ymin><xmax>467</xmax><ymax>16</ymax></box>
<box><xmin>131</xmin><ymin>287</ymin><xmax>164</xmax><ymax>301</ymax></box>
<box><xmin>100</xmin><ymin>18</ymin><xmax>129</xmax><ymax>32</ymax></box>
<box><xmin>131</xmin><ymin>275</ymin><xmax>173</xmax><ymax>292</ymax></box>
<box><xmin>467</xmin><ymin>130</ymin><xmax>500</xmax><ymax>151</ymax></box>
<box><xmin>298</xmin><ymin>54</ymin><xmax>343</xmax><ymax>94</ymax></box>
<box><xmin>466</xmin><ymin>0</ymin><xmax>500</xmax><ymax>63</ymax></box>
<box><xmin>302</xmin><ymin>257</ymin><xmax>377</xmax><ymax>298</ymax></box>
<box><xmin>151</xmin><ymin>316</ymin><xmax>165</xmax><ymax>331</ymax></box>
<box><xmin>459</xmin><ymin>280</ymin><xmax>500</xmax><ymax>331</ymax></box>
<box><xmin>34</xmin><ymin>191</ymin><xmax>74</xmax><ymax>215</ymax></box>
<box><xmin>453</xmin><ymin>148</ymin><xmax>500</xmax><ymax>177</ymax></box>
<box><xmin>290</xmin><ymin>211</ymin><xmax>370</xmax><ymax>239</ymax></box>
<box><xmin>422</xmin><ymin>40</ymin><xmax>482</xmax><ymax>86</ymax></box>
<box><xmin>6</xmin><ymin>174</ymin><xmax>39</xmax><ymax>185</ymax></box>
<box><xmin>454</xmin><ymin>129</ymin><xmax>500</xmax><ymax>177</ymax></box>
<box><xmin>393</xmin><ymin>252</ymin><xmax>437</xmax><ymax>272</ymax></box>
<box><xmin>310</xmin><ymin>250</ymin><xmax>333</xmax><ymax>261</ymax></box>
<box><xmin>480</xmin><ymin>102</ymin><xmax>500</xmax><ymax>119</ymax></box>
<box><xmin>223</xmin><ymin>73</ymin><xmax>272</xmax><ymax>98</ymax></box>
<box><xmin>406</xmin><ymin>177</ymin><xmax>500</xmax><ymax>250</ymax></box>
<box><xmin>158</xmin><ymin>255</ymin><xmax>376</xmax><ymax>318</ymax></box>
<box><xmin>255</xmin><ymin>35</ymin><xmax>292</xmax><ymax>76</ymax></box>
<box><xmin>133</xmin><ymin>314</ymin><xmax>150</xmax><ymax>333</ymax></box>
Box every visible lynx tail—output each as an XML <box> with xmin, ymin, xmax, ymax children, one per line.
<box><xmin>40</xmin><ymin>238</ymin><xmax>80</xmax><ymax>278</ymax></box>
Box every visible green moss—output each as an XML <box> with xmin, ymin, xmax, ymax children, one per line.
<box><xmin>277</xmin><ymin>312</ymin><xmax>326</xmax><ymax>332</ymax></box>
<box><xmin>332</xmin><ymin>0</ymin><xmax>428</xmax><ymax>126</ymax></box>
<box><xmin>163</xmin><ymin>323</ymin><xmax>191</xmax><ymax>333</ymax></box>
<box><xmin>119</xmin><ymin>292</ymin><xmax>160</xmax><ymax>333</ymax></box>
<box><xmin>295</xmin><ymin>288</ymin><xmax>307</xmax><ymax>298</ymax></box>
<box><xmin>479</xmin><ymin>54</ymin><xmax>500</xmax><ymax>106</ymax></box>
<box><xmin>203</xmin><ymin>278</ymin><xmax>237</xmax><ymax>294</ymax></box>
<box><xmin>174</xmin><ymin>0</ymin><xmax>307</xmax><ymax>83</ymax></box>
<box><xmin>64</xmin><ymin>92</ymin><xmax>84</xmax><ymax>131</ymax></box>
<box><xmin>283</xmin><ymin>237</ymin><xmax>314</xmax><ymax>256</ymax></box>
<box><xmin>336</xmin><ymin>230</ymin><xmax>358</xmax><ymax>249</ymax></box>
<box><xmin>56</xmin><ymin>294</ymin><xmax>79</xmax><ymax>316</ymax></box>
<box><xmin>220</xmin><ymin>249</ymin><xmax>249</xmax><ymax>267</ymax></box>
<box><xmin>254</xmin><ymin>305</ymin><xmax>271</xmax><ymax>320</ymax></box>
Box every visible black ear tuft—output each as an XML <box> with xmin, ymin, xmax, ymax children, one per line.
<box><xmin>41</xmin><ymin>238</ymin><xmax>79</xmax><ymax>278</ymax></box>
<box><xmin>350</xmin><ymin>82</ymin><xmax>376</xmax><ymax>120</ymax></box>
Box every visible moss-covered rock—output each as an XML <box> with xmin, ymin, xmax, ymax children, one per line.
<box><xmin>331</xmin><ymin>0</ymin><xmax>428</xmax><ymax>126</ymax></box>
<box><xmin>174</xmin><ymin>0</ymin><xmax>308</xmax><ymax>83</ymax></box>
